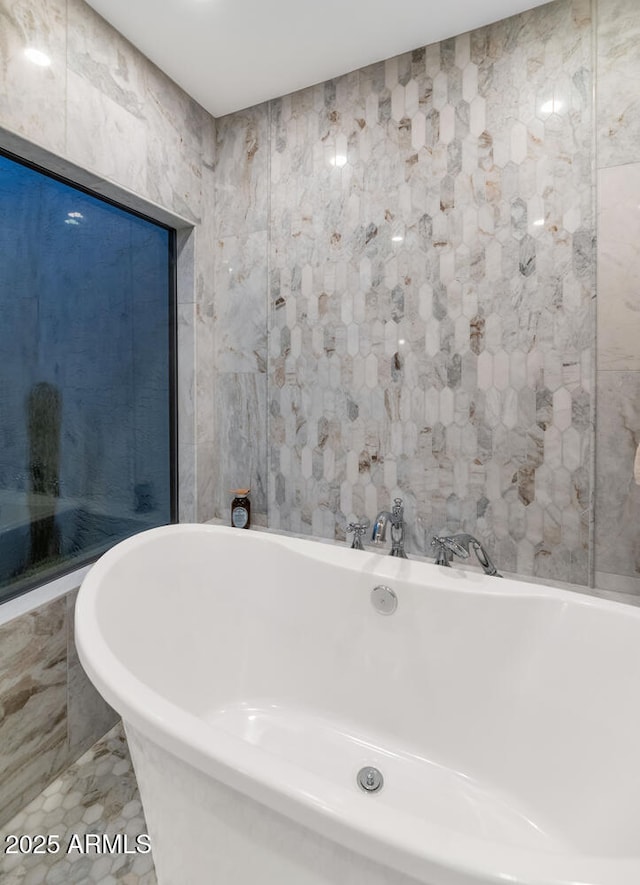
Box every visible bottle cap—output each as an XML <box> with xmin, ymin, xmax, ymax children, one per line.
<box><xmin>230</xmin><ymin>488</ymin><xmax>250</xmax><ymax>495</ymax></box>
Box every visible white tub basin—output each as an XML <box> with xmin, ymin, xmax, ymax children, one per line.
<box><xmin>76</xmin><ymin>524</ymin><xmax>640</xmax><ymax>884</ymax></box>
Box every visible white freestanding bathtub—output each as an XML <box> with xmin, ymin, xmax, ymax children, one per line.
<box><xmin>75</xmin><ymin>524</ymin><xmax>640</xmax><ymax>885</ymax></box>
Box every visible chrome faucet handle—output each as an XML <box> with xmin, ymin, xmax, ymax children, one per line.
<box><xmin>446</xmin><ymin>533</ymin><xmax>502</xmax><ymax>577</ymax></box>
<box><xmin>431</xmin><ymin>535</ymin><xmax>470</xmax><ymax>566</ymax></box>
<box><xmin>346</xmin><ymin>520</ymin><xmax>370</xmax><ymax>550</ymax></box>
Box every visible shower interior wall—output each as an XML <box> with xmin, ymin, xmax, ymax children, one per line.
<box><xmin>1</xmin><ymin>0</ymin><xmax>640</xmax><ymax>829</ymax></box>
<box><xmin>213</xmin><ymin>0</ymin><xmax>640</xmax><ymax>598</ymax></box>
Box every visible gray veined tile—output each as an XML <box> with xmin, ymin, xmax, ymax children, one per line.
<box><xmin>254</xmin><ymin>0</ymin><xmax>594</xmax><ymax>586</ymax></box>
<box><xmin>597</xmin><ymin>163</ymin><xmax>640</xmax><ymax>371</ymax></box>
<box><xmin>65</xmin><ymin>69</ymin><xmax>148</xmax><ymax>196</ymax></box>
<box><xmin>0</xmin><ymin>598</ymin><xmax>68</xmax><ymax>827</ymax></box>
<box><xmin>595</xmin><ymin>371</ymin><xmax>640</xmax><ymax>580</ymax></box>
<box><xmin>214</xmin><ymin>104</ymin><xmax>269</xmax><ymax>238</ymax></box>
<box><xmin>212</xmin><ymin>373</ymin><xmax>268</xmax><ymax>522</ymax></box>
<box><xmin>214</xmin><ymin>232</ymin><xmax>268</xmax><ymax>374</ymax></box>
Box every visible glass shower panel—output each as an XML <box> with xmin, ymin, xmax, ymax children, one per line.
<box><xmin>0</xmin><ymin>151</ymin><xmax>175</xmax><ymax>603</ymax></box>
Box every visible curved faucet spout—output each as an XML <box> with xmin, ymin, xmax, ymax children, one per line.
<box><xmin>371</xmin><ymin>511</ymin><xmax>392</xmax><ymax>544</ymax></box>
<box><xmin>372</xmin><ymin>498</ymin><xmax>408</xmax><ymax>558</ymax></box>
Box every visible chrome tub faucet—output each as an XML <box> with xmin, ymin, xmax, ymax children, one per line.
<box><xmin>346</xmin><ymin>519</ymin><xmax>369</xmax><ymax>550</ymax></box>
<box><xmin>431</xmin><ymin>532</ymin><xmax>501</xmax><ymax>577</ymax></box>
<box><xmin>372</xmin><ymin>498</ymin><xmax>408</xmax><ymax>558</ymax></box>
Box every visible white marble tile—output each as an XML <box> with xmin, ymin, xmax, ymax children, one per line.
<box><xmin>595</xmin><ymin>370</ymin><xmax>640</xmax><ymax>580</ymax></box>
<box><xmin>196</xmin><ymin>298</ymin><xmax>215</xmax><ymax>445</ymax></box>
<box><xmin>214</xmin><ymin>232</ymin><xmax>268</xmax><ymax>374</ymax></box>
<box><xmin>214</xmin><ymin>105</ymin><xmax>269</xmax><ymax>237</ymax></box>
<box><xmin>0</xmin><ymin>598</ymin><xmax>68</xmax><ymax>827</ymax></box>
<box><xmin>65</xmin><ymin>68</ymin><xmax>148</xmax><ymax>196</ymax></box>
<box><xmin>597</xmin><ymin>0</ymin><xmax>640</xmax><ymax>168</ymax></box>
<box><xmin>597</xmin><ymin>163</ymin><xmax>640</xmax><ymax>370</ymax></box>
<box><xmin>196</xmin><ymin>441</ymin><xmax>215</xmax><ymax>524</ymax></box>
<box><xmin>0</xmin><ymin>0</ymin><xmax>67</xmax><ymax>154</ymax></box>
<box><xmin>145</xmin><ymin>136</ymin><xmax>203</xmax><ymax>225</ymax></box>
<box><xmin>176</xmin><ymin>227</ymin><xmax>196</xmax><ymax>305</ymax></box>
<box><xmin>177</xmin><ymin>301</ymin><xmax>196</xmax><ymax>448</ymax></box>
<box><xmin>212</xmin><ymin>372</ymin><xmax>268</xmax><ymax>521</ymax></box>
<box><xmin>66</xmin><ymin>0</ymin><xmax>146</xmax><ymax>115</ymax></box>
<box><xmin>595</xmin><ymin>570</ymin><xmax>640</xmax><ymax>597</ymax></box>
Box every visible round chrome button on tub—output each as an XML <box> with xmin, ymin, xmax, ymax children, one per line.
<box><xmin>371</xmin><ymin>584</ymin><xmax>397</xmax><ymax>614</ymax></box>
<box><xmin>357</xmin><ymin>766</ymin><xmax>384</xmax><ymax>793</ymax></box>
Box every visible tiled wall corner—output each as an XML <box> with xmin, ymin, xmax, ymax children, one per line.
<box><xmin>595</xmin><ymin>0</ymin><xmax>640</xmax><ymax>594</ymax></box>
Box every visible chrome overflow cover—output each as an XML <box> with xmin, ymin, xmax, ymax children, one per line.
<box><xmin>371</xmin><ymin>584</ymin><xmax>397</xmax><ymax>615</ymax></box>
<box><xmin>357</xmin><ymin>766</ymin><xmax>384</xmax><ymax>793</ymax></box>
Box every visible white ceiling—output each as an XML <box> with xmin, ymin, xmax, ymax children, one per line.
<box><xmin>84</xmin><ymin>0</ymin><xmax>551</xmax><ymax>118</ymax></box>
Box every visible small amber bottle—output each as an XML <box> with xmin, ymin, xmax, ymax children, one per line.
<box><xmin>230</xmin><ymin>488</ymin><xmax>251</xmax><ymax>529</ymax></box>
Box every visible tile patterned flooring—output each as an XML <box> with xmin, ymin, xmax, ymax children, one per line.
<box><xmin>0</xmin><ymin>723</ymin><xmax>157</xmax><ymax>884</ymax></box>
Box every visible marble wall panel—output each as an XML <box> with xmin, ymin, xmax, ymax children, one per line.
<box><xmin>0</xmin><ymin>0</ymin><xmax>67</xmax><ymax>153</ymax></box>
<box><xmin>259</xmin><ymin>0</ymin><xmax>594</xmax><ymax>584</ymax></box>
<box><xmin>597</xmin><ymin>0</ymin><xmax>640</xmax><ymax>168</ymax></box>
<box><xmin>179</xmin><ymin>442</ymin><xmax>197</xmax><ymax>524</ymax></box>
<box><xmin>0</xmin><ymin>598</ymin><xmax>68</xmax><ymax>826</ymax></box>
<box><xmin>594</xmin><ymin>372</ymin><xmax>640</xmax><ymax>581</ymax></box>
<box><xmin>195</xmin><ymin>166</ymin><xmax>217</xmax><ymax>522</ymax></box>
<box><xmin>212</xmin><ymin>104</ymin><xmax>269</xmax><ymax>522</ymax></box>
<box><xmin>0</xmin><ymin>589</ymin><xmax>119</xmax><ymax>830</ymax></box>
<box><xmin>66</xmin><ymin>0</ymin><xmax>147</xmax><ymax>110</ymax></box>
<box><xmin>212</xmin><ymin>372</ymin><xmax>268</xmax><ymax>522</ymax></box>
<box><xmin>594</xmin><ymin>0</ymin><xmax>640</xmax><ymax>594</ymax></box>
<box><xmin>65</xmin><ymin>68</ymin><xmax>148</xmax><ymax>196</ymax></box>
<box><xmin>597</xmin><ymin>164</ymin><xmax>640</xmax><ymax>371</ymax></box>
<box><xmin>196</xmin><ymin>441</ymin><xmax>216</xmax><ymax>524</ymax></box>
<box><xmin>214</xmin><ymin>105</ymin><xmax>269</xmax><ymax>237</ymax></box>
<box><xmin>214</xmin><ymin>232</ymin><xmax>268</xmax><ymax>374</ymax></box>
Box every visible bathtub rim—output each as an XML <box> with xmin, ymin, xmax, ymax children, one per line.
<box><xmin>76</xmin><ymin>523</ymin><xmax>640</xmax><ymax>885</ymax></box>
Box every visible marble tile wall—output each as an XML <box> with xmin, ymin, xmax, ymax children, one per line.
<box><xmin>595</xmin><ymin>0</ymin><xmax>640</xmax><ymax>592</ymax></box>
<box><xmin>0</xmin><ymin>0</ymin><xmax>215</xmax><ymax>823</ymax></box>
<box><xmin>211</xmin><ymin>0</ymin><xmax>640</xmax><ymax>593</ymax></box>
<box><xmin>212</xmin><ymin>108</ymin><xmax>269</xmax><ymax>521</ymax></box>
<box><xmin>216</xmin><ymin>0</ymin><xmax>595</xmax><ymax>583</ymax></box>
<box><xmin>0</xmin><ymin>590</ymin><xmax>117</xmax><ymax>828</ymax></box>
